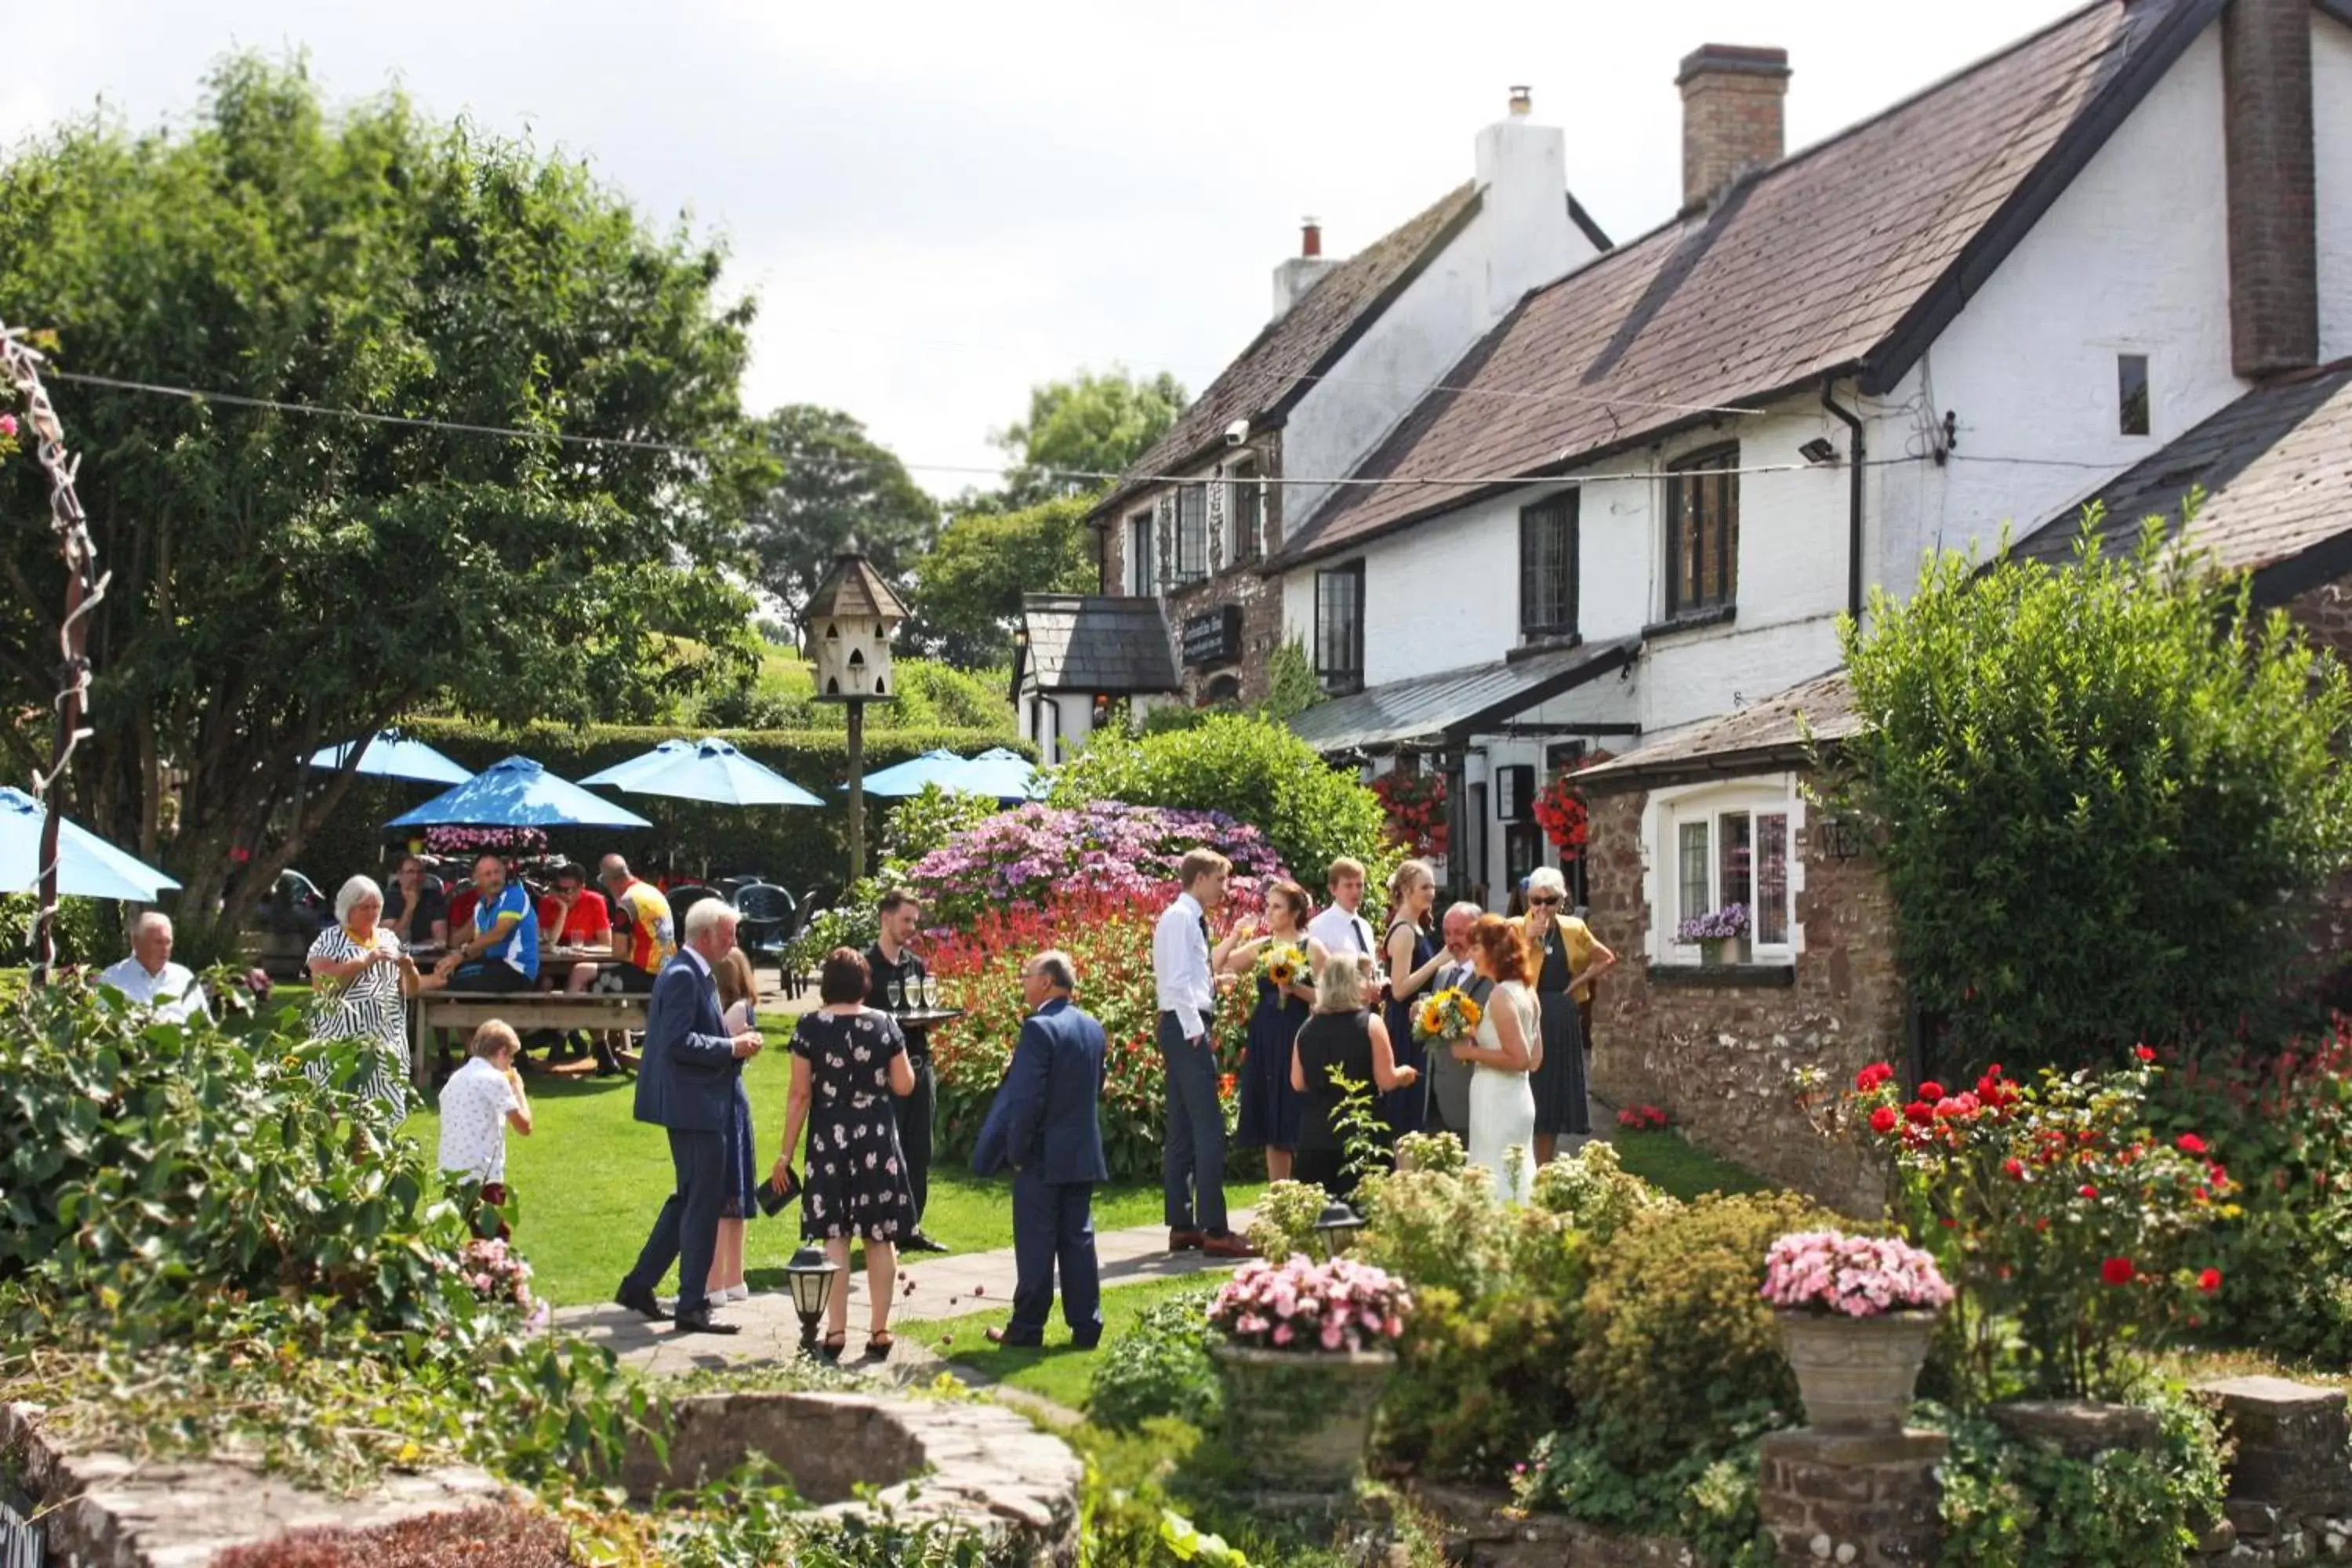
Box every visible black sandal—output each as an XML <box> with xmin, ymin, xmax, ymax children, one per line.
<box><xmin>865</xmin><ymin>1330</ymin><xmax>894</xmax><ymax>1362</ymax></box>
<box><xmin>820</xmin><ymin>1330</ymin><xmax>847</xmax><ymax>1363</ymax></box>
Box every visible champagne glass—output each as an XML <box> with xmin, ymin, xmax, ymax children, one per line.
<box><xmin>921</xmin><ymin>975</ymin><xmax>938</xmax><ymax>1010</ymax></box>
<box><xmin>887</xmin><ymin>979</ymin><xmax>905</xmax><ymax>1011</ymax></box>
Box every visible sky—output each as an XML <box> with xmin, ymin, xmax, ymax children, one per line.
<box><xmin>3</xmin><ymin>0</ymin><xmax>2083</xmax><ymax>496</ymax></box>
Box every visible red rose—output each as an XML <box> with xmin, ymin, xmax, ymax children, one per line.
<box><xmin>2198</xmin><ymin>1268</ymin><xmax>2222</xmax><ymax>1294</ymax></box>
<box><xmin>1869</xmin><ymin>1105</ymin><xmax>1899</xmax><ymax>1135</ymax></box>
<box><xmin>2176</xmin><ymin>1134</ymin><xmax>2209</xmax><ymax>1156</ymax></box>
<box><xmin>1903</xmin><ymin>1101</ymin><xmax>1935</xmax><ymax>1127</ymax></box>
<box><xmin>2135</xmin><ymin>1045</ymin><xmax>2158</xmax><ymax>1062</ymax></box>
<box><xmin>2003</xmin><ymin>1158</ymin><xmax>2024</xmax><ymax>1179</ymax></box>
<box><xmin>2101</xmin><ymin>1257</ymin><xmax>2135</xmax><ymax>1286</ymax></box>
<box><xmin>2079</xmin><ymin>1184</ymin><xmax>2100</xmax><ymax>1199</ymax></box>
<box><xmin>1916</xmin><ymin>1080</ymin><xmax>1946</xmax><ymax>1102</ymax></box>
<box><xmin>1854</xmin><ymin>1062</ymin><xmax>1894</xmax><ymax>1091</ymax></box>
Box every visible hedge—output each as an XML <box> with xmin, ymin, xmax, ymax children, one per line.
<box><xmin>293</xmin><ymin>721</ymin><xmax>1035</xmax><ymax>903</ymax></box>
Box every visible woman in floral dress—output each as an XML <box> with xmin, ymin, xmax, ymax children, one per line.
<box><xmin>776</xmin><ymin>946</ymin><xmax>916</xmax><ymax>1361</ymax></box>
<box><xmin>305</xmin><ymin>875</ymin><xmax>423</xmax><ymax>1116</ymax></box>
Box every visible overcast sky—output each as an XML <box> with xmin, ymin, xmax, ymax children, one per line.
<box><xmin>5</xmin><ymin>0</ymin><xmax>2078</xmax><ymax>495</ymax></box>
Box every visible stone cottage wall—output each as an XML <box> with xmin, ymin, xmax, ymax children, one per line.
<box><xmin>1582</xmin><ymin>781</ymin><xmax>1900</xmax><ymax>1214</ymax></box>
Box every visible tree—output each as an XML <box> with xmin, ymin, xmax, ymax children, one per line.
<box><xmin>1830</xmin><ymin>510</ymin><xmax>2352</xmax><ymax>1069</ymax></box>
<box><xmin>0</xmin><ymin>55</ymin><xmax>768</xmax><ymax>949</ymax></box>
<box><xmin>993</xmin><ymin>366</ymin><xmax>1186</xmax><ymax>506</ymax></box>
<box><xmin>741</xmin><ymin>405</ymin><xmax>937</xmax><ymax>622</ymax></box>
<box><xmin>913</xmin><ymin>495</ymin><xmax>1096</xmax><ymax>667</ymax></box>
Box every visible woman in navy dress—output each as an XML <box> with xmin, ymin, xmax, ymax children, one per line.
<box><xmin>1221</xmin><ymin>880</ymin><xmax>1324</xmax><ymax>1184</ymax></box>
<box><xmin>1380</xmin><ymin>858</ymin><xmax>1450</xmax><ymax>1138</ymax></box>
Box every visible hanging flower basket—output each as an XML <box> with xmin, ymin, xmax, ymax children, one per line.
<box><xmin>1370</xmin><ymin>769</ymin><xmax>1447</xmax><ymax>858</ymax></box>
<box><xmin>1531</xmin><ymin>753</ymin><xmax>1612</xmax><ymax>858</ymax></box>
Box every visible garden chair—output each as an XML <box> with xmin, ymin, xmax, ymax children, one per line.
<box><xmin>666</xmin><ymin>884</ymin><xmax>720</xmax><ymax>932</ymax></box>
<box><xmin>732</xmin><ymin>883</ymin><xmax>794</xmax><ymax>975</ymax></box>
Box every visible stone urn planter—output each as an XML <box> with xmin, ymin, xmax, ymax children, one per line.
<box><xmin>1209</xmin><ymin>1342</ymin><xmax>1397</xmax><ymax>1493</ymax></box>
<box><xmin>1777</xmin><ymin>1310</ymin><xmax>1940</xmax><ymax>1431</ymax></box>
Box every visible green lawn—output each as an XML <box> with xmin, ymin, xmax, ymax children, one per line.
<box><xmin>1610</xmin><ymin>1129</ymin><xmax>1769</xmax><ymax>1201</ymax></box>
<box><xmin>899</xmin><ymin>1272</ymin><xmax>1224</xmax><ymax>1414</ymax></box>
<box><xmin>397</xmin><ymin>1011</ymin><xmax>1266</xmax><ymax>1308</ymax></box>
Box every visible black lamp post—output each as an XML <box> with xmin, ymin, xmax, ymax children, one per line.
<box><xmin>784</xmin><ymin>1243</ymin><xmax>840</xmax><ymax>1356</ymax></box>
<box><xmin>1312</xmin><ymin>1200</ymin><xmax>1365</xmax><ymax>1258</ymax></box>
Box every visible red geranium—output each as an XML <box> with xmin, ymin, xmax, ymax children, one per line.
<box><xmin>1530</xmin><ymin>760</ymin><xmax>1610</xmax><ymax>858</ymax></box>
<box><xmin>2101</xmin><ymin>1257</ymin><xmax>2136</xmax><ymax>1287</ymax></box>
<box><xmin>1370</xmin><ymin>769</ymin><xmax>1449</xmax><ymax>858</ymax></box>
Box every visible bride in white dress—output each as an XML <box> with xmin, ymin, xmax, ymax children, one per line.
<box><xmin>1454</xmin><ymin>913</ymin><xmax>1543</xmax><ymax>1201</ymax></box>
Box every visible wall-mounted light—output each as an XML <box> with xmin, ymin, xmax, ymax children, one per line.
<box><xmin>1798</xmin><ymin>437</ymin><xmax>1841</xmax><ymax>466</ymax></box>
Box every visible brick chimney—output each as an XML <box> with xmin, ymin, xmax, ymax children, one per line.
<box><xmin>1677</xmin><ymin>44</ymin><xmax>1790</xmax><ymax>212</ymax></box>
<box><xmin>1272</xmin><ymin>214</ymin><xmax>1341</xmax><ymax>323</ymax></box>
<box><xmin>2223</xmin><ymin>0</ymin><xmax>2318</xmax><ymax>377</ymax></box>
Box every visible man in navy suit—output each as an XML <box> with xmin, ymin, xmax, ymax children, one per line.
<box><xmin>975</xmin><ymin>949</ymin><xmax>1109</xmax><ymax>1349</ymax></box>
<box><xmin>615</xmin><ymin>899</ymin><xmax>764</xmax><ymax>1334</ymax></box>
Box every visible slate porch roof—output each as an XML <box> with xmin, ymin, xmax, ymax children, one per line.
<box><xmin>1088</xmin><ymin>182</ymin><xmax>1485</xmax><ymax>522</ymax></box>
<box><xmin>1286</xmin><ymin>637</ymin><xmax>1639</xmax><ymax>755</ymax></box>
<box><xmin>1277</xmin><ymin>0</ymin><xmax>2223</xmax><ymax>568</ymax></box>
<box><xmin>2011</xmin><ymin>360</ymin><xmax>2352</xmax><ymax>596</ymax></box>
<box><xmin>1013</xmin><ymin>594</ymin><xmax>1181</xmax><ymax>696</ymax></box>
<box><xmin>1574</xmin><ymin>670</ymin><xmax>1860</xmax><ymax>794</ymax></box>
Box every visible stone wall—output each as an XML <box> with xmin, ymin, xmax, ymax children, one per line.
<box><xmin>2191</xmin><ymin>1375</ymin><xmax>2352</xmax><ymax>1565</ymax></box>
<box><xmin>1583</xmin><ymin>781</ymin><xmax>1900</xmax><ymax>1213</ymax></box>
<box><xmin>1410</xmin><ymin>1483</ymin><xmax>1697</xmax><ymax>1566</ymax></box>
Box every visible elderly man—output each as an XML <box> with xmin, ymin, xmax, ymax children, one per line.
<box><xmin>975</xmin><ymin>950</ymin><xmax>1109</xmax><ymax>1349</ymax></box>
<box><xmin>431</xmin><ymin>854</ymin><xmax>539</xmax><ymax>995</ymax></box>
<box><xmin>597</xmin><ymin>855</ymin><xmax>674</xmax><ymax>996</ymax></box>
<box><xmin>1422</xmin><ymin>902</ymin><xmax>1491</xmax><ymax>1138</ymax></box>
<box><xmin>99</xmin><ymin>913</ymin><xmax>208</xmax><ymax>1025</ymax></box>
<box><xmin>616</xmin><ymin>898</ymin><xmax>764</xmax><ymax>1335</ymax></box>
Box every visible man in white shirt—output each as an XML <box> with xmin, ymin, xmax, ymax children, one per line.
<box><xmin>98</xmin><ymin>913</ymin><xmax>208</xmax><ymax>1025</ymax></box>
<box><xmin>1305</xmin><ymin>857</ymin><xmax>1377</xmax><ymax>960</ymax></box>
<box><xmin>1151</xmin><ymin>848</ymin><xmax>1254</xmax><ymax>1258</ymax></box>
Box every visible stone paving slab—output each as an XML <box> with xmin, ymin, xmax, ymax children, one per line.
<box><xmin>554</xmin><ymin>1212</ymin><xmax>1254</xmax><ymax>1377</ymax></box>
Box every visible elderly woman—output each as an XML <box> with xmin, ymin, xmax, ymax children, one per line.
<box><xmin>1515</xmin><ymin>866</ymin><xmax>1617</xmax><ymax>1164</ymax></box>
<box><xmin>307</xmin><ymin>874</ymin><xmax>424</xmax><ymax>1116</ymax></box>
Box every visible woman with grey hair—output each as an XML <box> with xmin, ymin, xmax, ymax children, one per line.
<box><xmin>305</xmin><ymin>873</ymin><xmax>423</xmax><ymax>1115</ymax></box>
<box><xmin>1516</xmin><ymin>866</ymin><xmax>1616</xmax><ymax>1162</ymax></box>
<box><xmin>1288</xmin><ymin>949</ymin><xmax>1418</xmax><ymax>1203</ymax></box>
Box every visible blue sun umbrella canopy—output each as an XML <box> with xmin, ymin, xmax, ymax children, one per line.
<box><xmin>386</xmin><ymin>755</ymin><xmax>652</xmax><ymax>830</ymax></box>
<box><xmin>308</xmin><ymin>730</ymin><xmax>474</xmax><ymax>786</ymax></box>
<box><xmin>954</xmin><ymin>747</ymin><xmax>1044</xmax><ymax>804</ymax></box>
<box><xmin>578</xmin><ymin>737</ymin><xmax>823</xmax><ymax>808</ymax></box>
<box><xmin>851</xmin><ymin>748</ymin><xmax>975</xmax><ymax>799</ymax></box>
<box><xmin>0</xmin><ymin>786</ymin><xmax>182</xmax><ymax>901</ymax></box>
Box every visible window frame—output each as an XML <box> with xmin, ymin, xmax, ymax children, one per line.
<box><xmin>1519</xmin><ymin>490</ymin><xmax>1580</xmax><ymax>642</ymax></box>
<box><xmin>1664</xmin><ymin>445</ymin><xmax>1740</xmax><ymax>619</ymax></box>
<box><xmin>1228</xmin><ymin>460</ymin><xmax>1263</xmax><ymax>568</ymax></box>
<box><xmin>1314</xmin><ymin>559</ymin><xmax>1366</xmax><ymax>695</ymax></box>
<box><xmin>1645</xmin><ymin>777</ymin><xmax>1801</xmax><ymax>967</ymax></box>
<box><xmin>1174</xmin><ymin>482</ymin><xmax>1210</xmax><ymax>585</ymax></box>
<box><xmin>1126</xmin><ymin>510</ymin><xmax>1156</xmax><ymax>597</ymax></box>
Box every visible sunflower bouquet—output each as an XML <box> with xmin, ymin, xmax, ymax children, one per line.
<box><xmin>1413</xmin><ymin>987</ymin><xmax>1483</xmax><ymax>1045</ymax></box>
<box><xmin>1258</xmin><ymin>941</ymin><xmax>1309</xmax><ymax>989</ymax></box>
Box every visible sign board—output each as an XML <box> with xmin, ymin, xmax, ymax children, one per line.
<box><xmin>1181</xmin><ymin>606</ymin><xmax>1243</xmax><ymax>669</ymax></box>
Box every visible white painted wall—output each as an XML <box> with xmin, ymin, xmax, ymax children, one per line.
<box><xmin>2317</xmin><ymin>12</ymin><xmax>2352</xmax><ymax>362</ymax></box>
<box><xmin>1870</xmin><ymin>25</ymin><xmax>2242</xmax><ymax>583</ymax></box>
<box><xmin>1280</xmin><ymin>110</ymin><xmax>1599</xmax><ymax>533</ymax></box>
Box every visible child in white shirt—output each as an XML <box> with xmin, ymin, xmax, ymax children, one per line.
<box><xmin>439</xmin><ymin>1020</ymin><xmax>534</xmax><ymax>1224</ymax></box>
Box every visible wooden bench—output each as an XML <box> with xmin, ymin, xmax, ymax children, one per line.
<box><xmin>410</xmin><ymin>990</ymin><xmax>649</xmax><ymax>1089</ymax></box>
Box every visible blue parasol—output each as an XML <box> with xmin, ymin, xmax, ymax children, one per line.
<box><xmin>385</xmin><ymin>755</ymin><xmax>652</xmax><ymax>830</ymax></box>
<box><xmin>308</xmin><ymin>730</ymin><xmax>474</xmax><ymax>786</ymax></box>
<box><xmin>579</xmin><ymin>737</ymin><xmax>823</xmax><ymax>808</ymax></box>
<box><xmin>0</xmin><ymin>786</ymin><xmax>182</xmax><ymax>900</ymax></box>
<box><xmin>951</xmin><ymin>746</ymin><xmax>1044</xmax><ymax>803</ymax></box>
<box><xmin>851</xmin><ymin>748</ymin><xmax>975</xmax><ymax>799</ymax></box>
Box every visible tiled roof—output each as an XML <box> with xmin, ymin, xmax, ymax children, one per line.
<box><xmin>1286</xmin><ymin>637</ymin><xmax>1639</xmax><ymax>754</ymax></box>
<box><xmin>803</xmin><ymin>547</ymin><xmax>910</xmax><ymax>623</ymax></box>
<box><xmin>1091</xmin><ymin>183</ymin><xmax>1484</xmax><ymax>521</ymax></box>
<box><xmin>2012</xmin><ymin>361</ymin><xmax>2352</xmax><ymax>586</ymax></box>
<box><xmin>1279</xmin><ymin>0</ymin><xmax>2216</xmax><ymax>566</ymax></box>
<box><xmin>1017</xmin><ymin>594</ymin><xmax>1181</xmax><ymax>695</ymax></box>
<box><xmin>1575</xmin><ymin>669</ymin><xmax>1859</xmax><ymax>792</ymax></box>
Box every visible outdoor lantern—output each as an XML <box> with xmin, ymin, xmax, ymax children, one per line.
<box><xmin>1312</xmin><ymin>1200</ymin><xmax>1366</xmax><ymax>1258</ymax></box>
<box><xmin>804</xmin><ymin>536</ymin><xmax>909</xmax><ymax>704</ymax></box>
<box><xmin>1820</xmin><ymin>814</ymin><xmax>1864</xmax><ymax>862</ymax></box>
<box><xmin>784</xmin><ymin>1244</ymin><xmax>840</xmax><ymax>1356</ymax></box>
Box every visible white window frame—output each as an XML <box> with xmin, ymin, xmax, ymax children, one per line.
<box><xmin>1639</xmin><ymin>773</ymin><xmax>1806</xmax><ymax>966</ymax></box>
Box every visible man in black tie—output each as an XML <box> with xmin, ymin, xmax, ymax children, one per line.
<box><xmin>1305</xmin><ymin>856</ymin><xmax>1376</xmax><ymax>959</ymax></box>
<box><xmin>615</xmin><ymin>900</ymin><xmax>764</xmax><ymax>1334</ymax></box>
<box><xmin>1422</xmin><ymin>901</ymin><xmax>1492</xmax><ymax>1138</ymax></box>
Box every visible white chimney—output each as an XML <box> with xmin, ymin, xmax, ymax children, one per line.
<box><xmin>1271</xmin><ymin>215</ymin><xmax>1341</xmax><ymax>323</ymax></box>
<box><xmin>1472</xmin><ymin>85</ymin><xmax>1589</xmax><ymax>320</ymax></box>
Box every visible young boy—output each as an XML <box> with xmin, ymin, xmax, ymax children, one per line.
<box><xmin>439</xmin><ymin>1020</ymin><xmax>534</xmax><ymax>1221</ymax></box>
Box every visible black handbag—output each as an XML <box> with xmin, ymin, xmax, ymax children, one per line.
<box><xmin>754</xmin><ymin>1164</ymin><xmax>800</xmax><ymax>1218</ymax></box>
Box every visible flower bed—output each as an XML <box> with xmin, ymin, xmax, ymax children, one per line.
<box><xmin>925</xmin><ymin>883</ymin><xmax>1256</xmax><ymax>1181</ymax></box>
<box><xmin>904</xmin><ymin>800</ymin><xmax>1285</xmax><ymax>931</ymax></box>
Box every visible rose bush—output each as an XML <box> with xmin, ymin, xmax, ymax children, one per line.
<box><xmin>924</xmin><ymin>883</ymin><xmax>1256</xmax><ymax>1181</ymax></box>
<box><xmin>1832</xmin><ymin>1054</ymin><xmax>2234</xmax><ymax>1403</ymax></box>
<box><xmin>904</xmin><ymin>800</ymin><xmax>1284</xmax><ymax>931</ymax></box>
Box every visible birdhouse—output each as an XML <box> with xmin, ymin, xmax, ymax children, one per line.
<box><xmin>803</xmin><ymin>537</ymin><xmax>910</xmax><ymax>703</ymax></box>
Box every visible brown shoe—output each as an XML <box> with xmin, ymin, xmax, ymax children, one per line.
<box><xmin>1201</xmin><ymin>1232</ymin><xmax>1259</xmax><ymax>1260</ymax></box>
<box><xmin>1168</xmin><ymin>1228</ymin><xmax>1207</xmax><ymax>1253</ymax></box>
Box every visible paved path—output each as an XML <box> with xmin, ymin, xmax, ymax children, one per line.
<box><xmin>553</xmin><ymin>1213</ymin><xmax>1255</xmax><ymax>1380</ymax></box>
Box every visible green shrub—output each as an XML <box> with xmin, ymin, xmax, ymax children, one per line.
<box><xmin>1517</xmin><ymin>1421</ymin><xmax>1775</xmax><ymax>1567</ymax></box>
<box><xmin>1087</xmin><ymin>1287</ymin><xmax>1223</xmax><ymax>1432</ymax></box>
<box><xmin>882</xmin><ymin>785</ymin><xmax>1002</xmax><ymax>869</ymax></box>
<box><xmin>785</xmin><ymin>878</ymin><xmax>882</xmax><ymax>980</ymax></box>
<box><xmin>1926</xmin><ymin>1392</ymin><xmax>2227</xmax><ymax>1568</ymax></box>
<box><xmin>1834</xmin><ymin>517</ymin><xmax>2352</xmax><ymax>1069</ymax></box>
<box><xmin>1244</xmin><ymin>1180</ymin><xmax>1333</xmax><ymax>1264</ymax></box>
<box><xmin>0</xmin><ymin>891</ymin><xmax>115</xmax><ymax>966</ymax></box>
<box><xmin>1530</xmin><ymin>1139</ymin><xmax>1679</xmax><ymax>1244</ymax></box>
<box><xmin>1047</xmin><ymin>713</ymin><xmax>1392</xmax><ymax>899</ymax></box>
<box><xmin>1569</xmin><ymin>1191</ymin><xmax>1838</xmax><ymax>1472</ymax></box>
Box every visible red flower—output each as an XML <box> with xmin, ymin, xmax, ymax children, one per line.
<box><xmin>1854</xmin><ymin>1062</ymin><xmax>1895</xmax><ymax>1092</ymax></box>
<box><xmin>1916</xmin><ymin>1080</ymin><xmax>1946</xmax><ymax>1102</ymax></box>
<box><xmin>1868</xmin><ymin>1105</ymin><xmax>1899</xmax><ymax>1135</ymax></box>
<box><xmin>2003</xmin><ymin>1157</ymin><xmax>2025</xmax><ymax>1179</ymax></box>
<box><xmin>2101</xmin><ymin>1257</ymin><xmax>2136</xmax><ymax>1287</ymax></box>
<box><xmin>1903</xmin><ymin>1101</ymin><xmax>1935</xmax><ymax>1127</ymax></box>
<box><xmin>2176</xmin><ymin>1133</ymin><xmax>2209</xmax><ymax>1156</ymax></box>
<box><xmin>2135</xmin><ymin>1045</ymin><xmax>2158</xmax><ymax>1062</ymax></box>
<box><xmin>2079</xmin><ymin>1184</ymin><xmax>2100</xmax><ymax>1199</ymax></box>
<box><xmin>2198</xmin><ymin>1268</ymin><xmax>2223</xmax><ymax>1294</ymax></box>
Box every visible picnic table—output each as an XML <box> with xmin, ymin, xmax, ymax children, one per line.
<box><xmin>406</xmin><ymin>948</ymin><xmax>647</xmax><ymax>1090</ymax></box>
